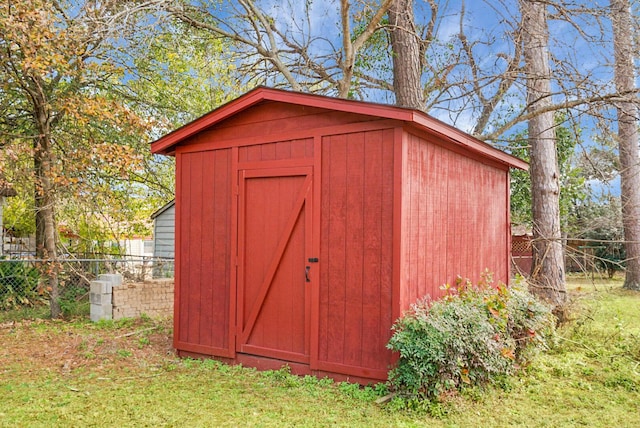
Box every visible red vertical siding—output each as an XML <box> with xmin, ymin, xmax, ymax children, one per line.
<box><xmin>400</xmin><ymin>133</ymin><xmax>509</xmax><ymax>312</ymax></box>
<box><xmin>176</xmin><ymin>149</ymin><xmax>232</xmax><ymax>355</ymax></box>
<box><xmin>238</xmin><ymin>138</ymin><xmax>314</xmax><ymax>163</ymax></box>
<box><xmin>318</xmin><ymin>129</ymin><xmax>395</xmax><ymax>378</ymax></box>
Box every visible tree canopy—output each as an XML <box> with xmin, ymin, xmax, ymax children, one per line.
<box><xmin>1</xmin><ymin>0</ymin><xmax>639</xmax><ymax>315</ymax></box>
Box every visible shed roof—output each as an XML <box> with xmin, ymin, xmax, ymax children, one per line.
<box><xmin>151</xmin><ymin>199</ymin><xmax>175</xmax><ymax>219</ymax></box>
<box><xmin>151</xmin><ymin>87</ymin><xmax>528</xmax><ymax>170</ymax></box>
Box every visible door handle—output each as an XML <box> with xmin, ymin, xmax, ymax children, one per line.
<box><xmin>305</xmin><ymin>266</ymin><xmax>311</xmax><ymax>282</ymax></box>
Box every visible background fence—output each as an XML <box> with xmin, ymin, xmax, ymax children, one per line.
<box><xmin>0</xmin><ymin>257</ymin><xmax>174</xmax><ymax>311</ymax></box>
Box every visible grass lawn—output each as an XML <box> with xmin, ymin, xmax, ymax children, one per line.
<box><xmin>0</xmin><ymin>275</ymin><xmax>638</xmax><ymax>427</ymax></box>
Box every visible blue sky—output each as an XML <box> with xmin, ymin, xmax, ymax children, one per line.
<box><xmin>192</xmin><ymin>0</ymin><xmax>626</xmax><ymax>196</ymax></box>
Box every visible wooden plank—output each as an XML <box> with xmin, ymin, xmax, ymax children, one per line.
<box><xmin>323</xmin><ymin>133</ymin><xmax>348</xmax><ymax>365</ymax></box>
<box><xmin>174</xmin><ymin>120</ymin><xmax>397</xmax><ymax>156</ymax></box>
<box><xmin>178</xmin><ymin>152</ymin><xmax>192</xmax><ymax>346</ymax></box>
<box><xmin>457</xmin><ymin>156</ymin><xmax>467</xmax><ymax>282</ymax></box>
<box><xmin>246</xmin><ymin>145</ymin><xmax>262</xmax><ymax>162</ymax></box>
<box><xmin>282</xmin><ymin>204</ymin><xmax>306</xmax><ymax>354</ymax></box>
<box><xmin>406</xmin><ymin>135</ymin><xmax>419</xmax><ymax>304</ymax></box>
<box><xmin>228</xmin><ymin>146</ymin><xmax>239</xmax><ymax>356</ymax></box>
<box><xmin>261</xmin><ymin>142</ymin><xmax>277</xmax><ymax>161</ymax></box>
<box><xmin>392</xmin><ymin>127</ymin><xmax>404</xmax><ymax>320</ymax></box>
<box><xmin>174</xmin><ymin>340</ymin><xmax>234</xmax><ymax>358</ymax></box>
<box><xmin>318</xmin><ymin>136</ymin><xmax>332</xmax><ymax>364</ymax></box>
<box><xmin>436</xmin><ymin>145</ymin><xmax>448</xmax><ymax>298</ymax></box>
<box><xmin>290</xmin><ymin>138</ymin><xmax>307</xmax><ymax>159</ymax></box>
<box><xmin>275</xmin><ymin>140</ymin><xmax>291</xmax><ymax>160</ymax></box>
<box><xmin>343</xmin><ymin>131</ymin><xmax>365</xmax><ymax>367</ymax></box>
<box><xmin>191</xmin><ymin>108</ymin><xmax>378</xmax><ymax>144</ymax></box>
<box><xmin>502</xmin><ymin>170</ymin><xmax>510</xmax><ymax>279</ymax></box>
<box><xmin>211</xmin><ymin>149</ymin><xmax>231</xmax><ymax>350</ymax></box>
<box><xmin>449</xmin><ymin>152</ymin><xmax>458</xmax><ymax>287</ymax></box>
<box><xmin>187</xmin><ymin>153</ymin><xmax>203</xmax><ymax>345</ymax></box>
<box><xmin>305</xmin><ymin>138</ymin><xmax>314</xmax><ymax>158</ymax></box>
<box><xmin>310</xmin><ymin>135</ymin><xmax>322</xmax><ymax>369</ymax></box>
<box><xmin>173</xmin><ymin>152</ymin><xmax>184</xmax><ymax>349</ymax></box>
<box><xmin>380</xmin><ymin>128</ymin><xmax>396</xmax><ymax>359</ymax></box>
<box><xmin>361</xmin><ymin>130</ymin><xmax>384</xmax><ymax>370</ymax></box>
<box><xmin>314</xmin><ymin>360</ymin><xmax>389</xmax><ymax>382</ymax></box>
<box><xmin>239</xmin><ymin>345</ymin><xmax>310</xmax><ymax>365</ymax></box>
<box><xmin>237</xmin><ymin>158</ymin><xmax>313</xmax><ymax>171</ymax></box>
<box><xmin>199</xmin><ymin>150</ymin><xmax>215</xmax><ymax>348</ymax></box>
<box><xmin>425</xmin><ymin>141</ymin><xmax>437</xmax><ymax>298</ymax></box>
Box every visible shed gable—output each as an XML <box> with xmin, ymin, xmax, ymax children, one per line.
<box><xmin>168</xmin><ymin>101</ymin><xmax>394</xmax><ymax>154</ymax></box>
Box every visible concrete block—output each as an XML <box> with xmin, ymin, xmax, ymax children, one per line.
<box><xmin>90</xmin><ymin>303</ymin><xmax>113</xmax><ymax>322</ymax></box>
<box><xmin>98</xmin><ymin>274</ymin><xmax>123</xmax><ymax>287</ymax></box>
<box><xmin>90</xmin><ymin>280</ymin><xmax>112</xmax><ymax>295</ymax></box>
<box><xmin>89</xmin><ymin>292</ymin><xmax>112</xmax><ymax>305</ymax></box>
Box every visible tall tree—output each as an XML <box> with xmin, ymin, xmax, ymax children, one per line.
<box><xmin>158</xmin><ymin>0</ymin><xmax>394</xmax><ymax>98</ymax></box>
<box><xmin>387</xmin><ymin>0</ymin><xmax>423</xmax><ymax>109</ymax></box>
<box><xmin>0</xmin><ymin>1</ymin><xmax>150</xmax><ymax>316</ymax></box>
<box><xmin>519</xmin><ymin>0</ymin><xmax>566</xmax><ymax>314</ymax></box>
<box><xmin>611</xmin><ymin>0</ymin><xmax>640</xmax><ymax>291</ymax></box>
<box><xmin>510</xmin><ymin>114</ymin><xmax>588</xmax><ymax>229</ymax></box>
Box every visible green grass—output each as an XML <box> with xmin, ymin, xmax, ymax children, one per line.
<box><xmin>0</xmin><ymin>299</ymin><xmax>89</xmax><ymax>322</ymax></box>
<box><xmin>0</xmin><ymin>304</ymin><xmax>51</xmax><ymax>322</ymax></box>
<box><xmin>0</xmin><ymin>277</ymin><xmax>638</xmax><ymax>427</ymax></box>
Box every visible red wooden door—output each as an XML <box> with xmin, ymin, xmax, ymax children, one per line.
<box><xmin>237</xmin><ymin>166</ymin><xmax>313</xmax><ymax>363</ymax></box>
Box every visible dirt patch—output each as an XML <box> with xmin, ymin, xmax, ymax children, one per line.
<box><xmin>0</xmin><ymin>317</ymin><xmax>176</xmax><ymax>380</ymax></box>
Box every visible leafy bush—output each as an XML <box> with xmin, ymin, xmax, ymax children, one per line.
<box><xmin>387</xmin><ymin>273</ymin><xmax>554</xmax><ymax>400</ymax></box>
<box><xmin>0</xmin><ymin>261</ymin><xmax>46</xmax><ymax>310</ymax></box>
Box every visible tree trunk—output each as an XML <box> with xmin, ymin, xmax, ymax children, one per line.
<box><xmin>33</xmin><ymin>104</ymin><xmax>61</xmax><ymax>318</ymax></box>
<box><xmin>520</xmin><ymin>0</ymin><xmax>567</xmax><ymax>313</ymax></box>
<box><xmin>388</xmin><ymin>0</ymin><xmax>423</xmax><ymax>110</ymax></box>
<box><xmin>612</xmin><ymin>0</ymin><xmax>640</xmax><ymax>291</ymax></box>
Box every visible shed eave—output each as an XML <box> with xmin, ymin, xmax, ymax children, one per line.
<box><xmin>409</xmin><ymin>112</ymin><xmax>529</xmax><ymax>171</ymax></box>
<box><xmin>150</xmin><ymin>89</ymin><xmax>270</xmax><ymax>155</ymax></box>
<box><xmin>150</xmin><ymin>86</ymin><xmax>528</xmax><ymax>171</ymax></box>
<box><xmin>151</xmin><ymin>199</ymin><xmax>175</xmax><ymax>219</ymax></box>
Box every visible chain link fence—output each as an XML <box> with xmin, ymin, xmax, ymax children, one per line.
<box><xmin>0</xmin><ymin>257</ymin><xmax>174</xmax><ymax>311</ymax></box>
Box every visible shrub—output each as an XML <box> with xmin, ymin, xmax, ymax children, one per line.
<box><xmin>387</xmin><ymin>273</ymin><xmax>554</xmax><ymax>400</ymax></box>
<box><xmin>0</xmin><ymin>261</ymin><xmax>45</xmax><ymax>309</ymax></box>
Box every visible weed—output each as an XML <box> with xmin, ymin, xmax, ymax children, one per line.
<box><xmin>0</xmin><ymin>305</ymin><xmax>50</xmax><ymax>322</ymax></box>
<box><xmin>262</xmin><ymin>365</ymin><xmax>301</xmax><ymax>388</ymax></box>
<box><xmin>337</xmin><ymin>382</ymin><xmax>385</xmax><ymax>401</ymax></box>
<box><xmin>116</xmin><ymin>349</ymin><xmax>133</xmax><ymax>358</ymax></box>
<box><xmin>60</xmin><ymin>300</ymin><xmax>89</xmax><ymax>318</ymax></box>
<box><xmin>200</xmin><ymin>358</ymin><xmax>220</xmax><ymax>370</ymax></box>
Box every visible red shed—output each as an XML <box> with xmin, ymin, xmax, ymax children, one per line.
<box><xmin>151</xmin><ymin>87</ymin><xmax>527</xmax><ymax>383</ymax></box>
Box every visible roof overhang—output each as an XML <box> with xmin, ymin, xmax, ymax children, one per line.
<box><xmin>150</xmin><ymin>86</ymin><xmax>528</xmax><ymax>171</ymax></box>
<box><xmin>151</xmin><ymin>199</ymin><xmax>175</xmax><ymax>219</ymax></box>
